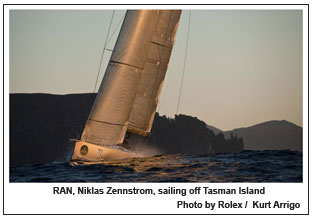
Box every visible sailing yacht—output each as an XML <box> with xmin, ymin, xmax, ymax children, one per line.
<box><xmin>71</xmin><ymin>10</ymin><xmax>181</xmax><ymax>161</ymax></box>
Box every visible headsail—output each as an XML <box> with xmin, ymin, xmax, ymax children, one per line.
<box><xmin>127</xmin><ymin>10</ymin><xmax>182</xmax><ymax>136</ymax></box>
<box><xmin>81</xmin><ymin>10</ymin><xmax>159</xmax><ymax>146</ymax></box>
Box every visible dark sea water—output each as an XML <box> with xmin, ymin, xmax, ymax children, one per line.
<box><xmin>10</xmin><ymin>150</ymin><xmax>302</xmax><ymax>182</ymax></box>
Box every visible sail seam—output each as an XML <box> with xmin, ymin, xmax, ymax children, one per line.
<box><xmin>146</xmin><ymin>58</ymin><xmax>161</xmax><ymax>64</ymax></box>
<box><xmin>151</xmin><ymin>41</ymin><xmax>171</xmax><ymax>49</ymax></box>
<box><xmin>110</xmin><ymin>60</ymin><xmax>144</xmax><ymax>70</ymax></box>
<box><xmin>89</xmin><ymin>118</ymin><xmax>127</xmax><ymax>127</ymax></box>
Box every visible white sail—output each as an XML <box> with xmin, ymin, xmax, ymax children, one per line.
<box><xmin>127</xmin><ymin>10</ymin><xmax>182</xmax><ymax>136</ymax></box>
<box><xmin>81</xmin><ymin>10</ymin><xmax>159</xmax><ymax>146</ymax></box>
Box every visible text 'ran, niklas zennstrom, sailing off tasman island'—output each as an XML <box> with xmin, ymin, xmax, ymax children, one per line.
<box><xmin>52</xmin><ymin>186</ymin><xmax>300</xmax><ymax>211</ymax></box>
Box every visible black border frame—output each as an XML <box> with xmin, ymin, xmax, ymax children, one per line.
<box><xmin>3</xmin><ymin>3</ymin><xmax>309</xmax><ymax>215</ymax></box>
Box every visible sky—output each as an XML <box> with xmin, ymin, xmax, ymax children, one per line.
<box><xmin>9</xmin><ymin>9</ymin><xmax>302</xmax><ymax>131</ymax></box>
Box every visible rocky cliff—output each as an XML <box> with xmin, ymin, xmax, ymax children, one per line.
<box><xmin>223</xmin><ymin>120</ymin><xmax>302</xmax><ymax>151</ymax></box>
<box><xmin>10</xmin><ymin>93</ymin><xmax>243</xmax><ymax>165</ymax></box>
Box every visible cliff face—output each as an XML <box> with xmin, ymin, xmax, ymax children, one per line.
<box><xmin>147</xmin><ymin>114</ymin><xmax>243</xmax><ymax>155</ymax></box>
<box><xmin>10</xmin><ymin>93</ymin><xmax>243</xmax><ymax>165</ymax></box>
<box><xmin>223</xmin><ymin>120</ymin><xmax>302</xmax><ymax>151</ymax></box>
<box><xmin>10</xmin><ymin>93</ymin><xmax>96</xmax><ymax>165</ymax></box>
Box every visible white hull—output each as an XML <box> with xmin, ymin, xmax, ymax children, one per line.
<box><xmin>71</xmin><ymin>140</ymin><xmax>136</xmax><ymax>161</ymax></box>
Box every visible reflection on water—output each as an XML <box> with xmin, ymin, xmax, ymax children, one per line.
<box><xmin>10</xmin><ymin>150</ymin><xmax>302</xmax><ymax>182</ymax></box>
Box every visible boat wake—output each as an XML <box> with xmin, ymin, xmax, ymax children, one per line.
<box><xmin>128</xmin><ymin>142</ymin><xmax>162</xmax><ymax>157</ymax></box>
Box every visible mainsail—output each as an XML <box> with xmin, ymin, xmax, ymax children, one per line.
<box><xmin>80</xmin><ymin>10</ymin><xmax>181</xmax><ymax>147</ymax></box>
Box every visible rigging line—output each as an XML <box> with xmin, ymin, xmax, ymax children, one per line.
<box><xmin>93</xmin><ymin>10</ymin><xmax>115</xmax><ymax>93</ymax></box>
<box><xmin>176</xmin><ymin>10</ymin><xmax>191</xmax><ymax>115</ymax></box>
<box><xmin>158</xmin><ymin>45</ymin><xmax>175</xmax><ymax>108</ymax></box>
<box><xmin>106</xmin><ymin>12</ymin><xmax>126</xmax><ymax>47</ymax></box>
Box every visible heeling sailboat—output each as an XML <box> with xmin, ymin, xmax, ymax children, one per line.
<box><xmin>71</xmin><ymin>10</ymin><xmax>182</xmax><ymax>161</ymax></box>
